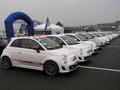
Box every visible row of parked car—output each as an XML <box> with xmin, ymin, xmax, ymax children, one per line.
<box><xmin>0</xmin><ymin>31</ymin><xmax>119</xmax><ymax>75</ymax></box>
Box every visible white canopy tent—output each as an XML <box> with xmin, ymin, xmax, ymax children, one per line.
<box><xmin>34</xmin><ymin>23</ymin><xmax>64</xmax><ymax>35</ymax></box>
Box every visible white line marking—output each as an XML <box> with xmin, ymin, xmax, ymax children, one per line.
<box><xmin>108</xmin><ymin>46</ymin><xmax>120</xmax><ymax>48</ymax></box>
<box><xmin>79</xmin><ymin>66</ymin><xmax>120</xmax><ymax>73</ymax></box>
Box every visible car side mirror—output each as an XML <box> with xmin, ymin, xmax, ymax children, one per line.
<box><xmin>58</xmin><ymin>41</ymin><xmax>65</xmax><ymax>45</ymax></box>
<box><xmin>57</xmin><ymin>42</ymin><xmax>64</xmax><ymax>47</ymax></box>
<box><xmin>32</xmin><ymin>46</ymin><xmax>40</xmax><ymax>53</ymax></box>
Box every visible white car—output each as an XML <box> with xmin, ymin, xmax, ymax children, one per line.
<box><xmin>47</xmin><ymin>34</ymin><xmax>93</xmax><ymax>62</ymax></box>
<box><xmin>93</xmin><ymin>33</ymin><xmax>110</xmax><ymax>44</ymax></box>
<box><xmin>65</xmin><ymin>33</ymin><xmax>100</xmax><ymax>53</ymax></box>
<box><xmin>1</xmin><ymin>36</ymin><xmax>80</xmax><ymax>75</ymax></box>
<box><xmin>102</xmin><ymin>32</ymin><xmax>113</xmax><ymax>41</ymax></box>
<box><xmin>77</xmin><ymin>33</ymin><xmax>103</xmax><ymax>47</ymax></box>
<box><xmin>109</xmin><ymin>32</ymin><xmax>119</xmax><ymax>39</ymax></box>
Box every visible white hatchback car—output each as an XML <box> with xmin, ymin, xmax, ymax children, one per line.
<box><xmin>65</xmin><ymin>33</ymin><xmax>100</xmax><ymax>53</ymax></box>
<box><xmin>93</xmin><ymin>33</ymin><xmax>110</xmax><ymax>44</ymax></box>
<box><xmin>47</xmin><ymin>34</ymin><xmax>93</xmax><ymax>62</ymax></box>
<box><xmin>1</xmin><ymin>36</ymin><xmax>79</xmax><ymax>75</ymax></box>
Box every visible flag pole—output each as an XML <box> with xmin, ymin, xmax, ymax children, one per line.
<box><xmin>44</xmin><ymin>17</ymin><xmax>50</xmax><ymax>35</ymax></box>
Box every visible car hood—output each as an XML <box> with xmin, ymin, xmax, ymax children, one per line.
<box><xmin>96</xmin><ymin>37</ymin><xmax>107</xmax><ymax>42</ymax></box>
<box><xmin>90</xmin><ymin>39</ymin><xmax>102</xmax><ymax>45</ymax></box>
<box><xmin>48</xmin><ymin>47</ymin><xmax>75</xmax><ymax>56</ymax></box>
<box><xmin>65</xmin><ymin>44</ymin><xmax>89</xmax><ymax>50</ymax></box>
<box><xmin>81</xmin><ymin>41</ymin><xmax>92</xmax><ymax>47</ymax></box>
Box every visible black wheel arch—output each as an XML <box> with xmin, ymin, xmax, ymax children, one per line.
<box><xmin>43</xmin><ymin>60</ymin><xmax>59</xmax><ymax>72</ymax></box>
<box><xmin>1</xmin><ymin>56</ymin><xmax>12</xmax><ymax>65</ymax></box>
<box><xmin>1</xmin><ymin>55</ymin><xmax>12</xmax><ymax>69</ymax></box>
<box><xmin>2</xmin><ymin>56</ymin><xmax>11</xmax><ymax>60</ymax></box>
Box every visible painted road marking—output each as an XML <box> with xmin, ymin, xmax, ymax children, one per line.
<box><xmin>79</xmin><ymin>66</ymin><xmax>120</xmax><ymax>73</ymax></box>
<box><xmin>107</xmin><ymin>46</ymin><xmax>120</xmax><ymax>48</ymax></box>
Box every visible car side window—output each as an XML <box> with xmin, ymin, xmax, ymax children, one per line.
<box><xmin>11</xmin><ymin>39</ymin><xmax>21</xmax><ymax>47</ymax></box>
<box><xmin>48</xmin><ymin>37</ymin><xmax>66</xmax><ymax>45</ymax></box>
<box><xmin>29</xmin><ymin>40</ymin><xmax>44</xmax><ymax>50</ymax></box>
<box><xmin>21</xmin><ymin>39</ymin><xmax>44</xmax><ymax>50</ymax></box>
<box><xmin>21</xmin><ymin>39</ymin><xmax>29</xmax><ymax>48</ymax></box>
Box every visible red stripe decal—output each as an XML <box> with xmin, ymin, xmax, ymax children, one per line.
<box><xmin>16</xmin><ymin>60</ymin><xmax>43</xmax><ymax>65</ymax></box>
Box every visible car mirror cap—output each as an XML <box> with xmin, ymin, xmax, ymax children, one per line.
<box><xmin>32</xmin><ymin>46</ymin><xmax>40</xmax><ymax>53</ymax></box>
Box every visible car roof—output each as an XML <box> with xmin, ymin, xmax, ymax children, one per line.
<box><xmin>46</xmin><ymin>34</ymin><xmax>66</xmax><ymax>37</ymax></box>
<box><xmin>64</xmin><ymin>33</ymin><xmax>76</xmax><ymax>35</ymax></box>
<box><xmin>11</xmin><ymin>35</ymin><xmax>47</xmax><ymax>40</ymax></box>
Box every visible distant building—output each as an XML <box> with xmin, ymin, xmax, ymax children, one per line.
<box><xmin>97</xmin><ymin>23</ymin><xmax>117</xmax><ymax>31</ymax></box>
<box><xmin>115</xmin><ymin>21</ymin><xmax>120</xmax><ymax>30</ymax></box>
<box><xmin>96</xmin><ymin>21</ymin><xmax>120</xmax><ymax>31</ymax></box>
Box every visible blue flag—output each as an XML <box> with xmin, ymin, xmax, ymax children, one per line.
<box><xmin>44</xmin><ymin>17</ymin><xmax>50</xmax><ymax>31</ymax></box>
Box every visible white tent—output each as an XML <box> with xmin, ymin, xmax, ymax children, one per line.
<box><xmin>34</xmin><ymin>23</ymin><xmax>64</xmax><ymax>35</ymax></box>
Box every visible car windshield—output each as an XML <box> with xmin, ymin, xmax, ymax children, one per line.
<box><xmin>105</xmin><ymin>33</ymin><xmax>110</xmax><ymax>35</ymax></box>
<box><xmin>67</xmin><ymin>35</ymin><xmax>80</xmax><ymax>42</ymax></box>
<box><xmin>76</xmin><ymin>34</ymin><xmax>88</xmax><ymax>41</ymax></box>
<box><xmin>97</xmin><ymin>33</ymin><xmax>105</xmax><ymax>37</ymax></box>
<box><xmin>37</xmin><ymin>38</ymin><xmax>62</xmax><ymax>50</ymax></box>
<box><xmin>60</xmin><ymin>36</ymin><xmax>79</xmax><ymax>45</ymax></box>
<box><xmin>84</xmin><ymin>34</ymin><xmax>95</xmax><ymax>39</ymax></box>
<box><xmin>92</xmin><ymin>33</ymin><xmax>100</xmax><ymax>37</ymax></box>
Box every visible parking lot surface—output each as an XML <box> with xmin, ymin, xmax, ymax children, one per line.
<box><xmin>0</xmin><ymin>37</ymin><xmax>120</xmax><ymax>90</ymax></box>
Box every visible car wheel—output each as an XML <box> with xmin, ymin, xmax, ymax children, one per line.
<box><xmin>1</xmin><ymin>57</ymin><xmax>12</xmax><ymax>69</ymax></box>
<box><xmin>44</xmin><ymin>61</ymin><xmax>59</xmax><ymax>76</ymax></box>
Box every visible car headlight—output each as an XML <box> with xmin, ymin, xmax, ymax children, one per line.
<box><xmin>87</xmin><ymin>49</ymin><xmax>91</xmax><ymax>54</ymax></box>
<box><xmin>91</xmin><ymin>44</ymin><xmax>93</xmax><ymax>48</ymax></box>
<box><xmin>62</xmin><ymin>55</ymin><xmax>68</xmax><ymax>60</ymax></box>
<box><xmin>79</xmin><ymin>48</ymin><xmax>83</xmax><ymax>55</ymax></box>
<box><xmin>62</xmin><ymin>55</ymin><xmax>68</xmax><ymax>64</ymax></box>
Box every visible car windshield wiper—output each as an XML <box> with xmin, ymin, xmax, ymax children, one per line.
<box><xmin>69</xmin><ymin>42</ymin><xmax>79</xmax><ymax>45</ymax></box>
<box><xmin>47</xmin><ymin>46</ymin><xmax>61</xmax><ymax>50</ymax></box>
<box><xmin>54</xmin><ymin>46</ymin><xmax>62</xmax><ymax>49</ymax></box>
<box><xmin>82</xmin><ymin>39</ymin><xmax>88</xmax><ymax>41</ymax></box>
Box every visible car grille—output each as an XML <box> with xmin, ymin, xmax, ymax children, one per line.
<box><xmin>87</xmin><ymin>50</ymin><xmax>91</xmax><ymax>54</ymax></box>
<box><xmin>84</xmin><ymin>55</ymin><xmax>92</xmax><ymax>60</ymax></box>
<box><xmin>72</xmin><ymin>56</ymin><xmax>77</xmax><ymax>61</ymax></box>
<box><xmin>69</xmin><ymin>63</ymin><xmax>78</xmax><ymax>70</ymax></box>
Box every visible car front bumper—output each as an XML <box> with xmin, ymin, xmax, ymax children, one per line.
<box><xmin>59</xmin><ymin>60</ymin><xmax>80</xmax><ymax>73</ymax></box>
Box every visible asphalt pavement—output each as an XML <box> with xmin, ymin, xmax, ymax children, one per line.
<box><xmin>0</xmin><ymin>37</ymin><xmax>120</xmax><ymax>90</ymax></box>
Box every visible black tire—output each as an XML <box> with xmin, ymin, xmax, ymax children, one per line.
<box><xmin>1</xmin><ymin>57</ymin><xmax>12</xmax><ymax>69</ymax></box>
<box><xmin>44</xmin><ymin>61</ymin><xmax>59</xmax><ymax>76</ymax></box>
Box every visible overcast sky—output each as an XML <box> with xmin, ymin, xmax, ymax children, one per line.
<box><xmin>0</xmin><ymin>0</ymin><xmax>120</xmax><ymax>30</ymax></box>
